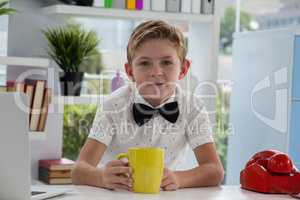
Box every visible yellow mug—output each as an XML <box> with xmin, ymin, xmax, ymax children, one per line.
<box><xmin>117</xmin><ymin>147</ymin><xmax>164</xmax><ymax>194</ymax></box>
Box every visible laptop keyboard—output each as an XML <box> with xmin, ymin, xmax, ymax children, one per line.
<box><xmin>31</xmin><ymin>191</ymin><xmax>46</xmax><ymax>196</ymax></box>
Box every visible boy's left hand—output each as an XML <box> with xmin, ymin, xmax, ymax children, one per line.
<box><xmin>161</xmin><ymin>168</ymin><xmax>180</xmax><ymax>191</ymax></box>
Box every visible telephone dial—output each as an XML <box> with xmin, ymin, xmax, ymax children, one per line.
<box><xmin>240</xmin><ymin>150</ymin><xmax>300</xmax><ymax>194</ymax></box>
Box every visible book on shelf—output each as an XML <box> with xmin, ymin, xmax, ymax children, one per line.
<box><xmin>28</xmin><ymin>80</ymin><xmax>46</xmax><ymax>131</ymax></box>
<box><xmin>37</xmin><ymin>88</ymin><xmax>52</xmax><ymax>131</ymax></box>
<box><xmin>39</xmin><ymin>158</ymin><xmax>75</xmax><ymax>171</ymax></box>
<box><xmin>6</xmin><ymin>80</ymin><xmax>15</xmax><ymax>91</ymax></box>
<box><xmin>16</xmin><ymin>82</ymin><xmax>25</xmax><ymax>93</ymax></box>
<box><xmin>25</xmin><ymin>84</ymin><xmax>34</xmax><ymax>115</ymax></box>
<box><xmin>6</xmin><ymin>79</ymin><xmax>51</xmax><ymax>132</ymax></box>
<box><xmin>6</xmin><ymin>81</ymin><xmax>27</xmax><ymax>93</ymax></box>
<box><xmin>6</xmin><ymin>80</ymin><xmax>17</xmax><ymax>92</ymax></box>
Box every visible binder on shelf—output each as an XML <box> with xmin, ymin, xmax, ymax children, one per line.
<box><xmin>166</xmin><ymin>0</ymin><xmax>180</xmax><ymax>12</ymax></box>
<box><xmin>192</xmin><ymin>0</ymin><xmax>201</xmax><ymax>14</ymax></box>
<box><xmin>113</xmin><ymin>0</ymin><xmax>126</xmax><ymax>8</ymax></box>
<box><xmin>201</xmin><ymin>0</ymin><xmax>214</xmax><ymax>14</ymax></box>
<box><xmin>104</xmin><ymin>0</ymin><xmax>113</xmax><ymax>8</ymax></box>
<box><xmin>151</xmin><ymin>0</ymin><xmax>166</xmax><ymax>12</ymax></box>
<box><xmin>136</xmin><ymin>0</ymin><xmax>143</xmax><ymax>10</ymax></box>
<box><xmin>181</xmin><ymin>0</ymin><xmax>191</xmax><ymax>13</ymax></box>
<box><xmin>143</xmin><ymin>0</ymin><xmax>150</xmax><ymax>10</ymax></box>
<box><xmin>93</xmin><ymin>0</ymin><xmax>104</xmax><ymax>7</ymax></box>
<box><xmin>126</xmin><ymin>0</ymin><xmax>135</xmax><ymax>9</ymax></box>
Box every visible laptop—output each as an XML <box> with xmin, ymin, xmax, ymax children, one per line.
<box><xmin>0</xmin><ymin>93</ymin><xmax>70</xmax><ymax>200</ymax></box>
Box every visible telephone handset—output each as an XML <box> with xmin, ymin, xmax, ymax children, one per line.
<box><xmin>240</xmin><ymin>150</ymin><xmax>300</xmax><ymax>194</ymax></box>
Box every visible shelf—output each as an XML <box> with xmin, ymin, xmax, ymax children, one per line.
<box><xmin>29</xmin><ymin>131</ymin><xmax>47</xmax><ymax>140</ymax></box>
<box><xmin>0</xmin><ymin>56</ymin><xmax>51</xmax><ymax>68</ymax></box>
<box><xmin>54</xmin><ymin>95</ymin><xmax>108</xmax><ymax>105</ymax></box>
<box><xmin>42</xmin><ymin>5</ymin><xmax>214</xmax><ymax>23</ymax></box>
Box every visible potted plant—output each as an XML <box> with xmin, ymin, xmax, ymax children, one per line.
<box><xmin>43</xmin><ymin>23</ymin><xmax>100</xmax><ymax>96</ymax></box>
<box><xmin>0</xmin><ymin>0</ymin><xmax>17</xmax><ymax>16</ymax></box>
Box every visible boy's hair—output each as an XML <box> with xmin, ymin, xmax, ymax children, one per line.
<box><xmin>127</xmin><ymin>20</ymin><xmax>187</xmax><ymax>64</ymax></box>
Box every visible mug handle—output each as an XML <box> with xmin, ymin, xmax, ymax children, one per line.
<box><xmin>116</xmin><ymin>153</ymin><xmax>128</xmax><ymax>160</ymax></box>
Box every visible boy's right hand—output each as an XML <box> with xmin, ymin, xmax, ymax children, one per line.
<box><xmin>101</xmin><ymin>160</ymin><xmax>132</xmax><ymax>191</ymax></box>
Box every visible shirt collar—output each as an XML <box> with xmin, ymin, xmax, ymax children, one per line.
<box><xmin>132</xmin><ymin>83</ymin><xmax>179</xmax><ymax>109</ymax></box>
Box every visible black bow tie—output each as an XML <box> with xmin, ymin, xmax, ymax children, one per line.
<box><xmin>132</xmin><ymin>102</ymin><xmax>179</xmax><ymax>126</ymax></box>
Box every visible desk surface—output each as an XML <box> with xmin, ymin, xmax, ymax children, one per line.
<box><xmin>52</xmin><ymin>185</ymin><xmax>295</xmax><ymax>200</ymax></box>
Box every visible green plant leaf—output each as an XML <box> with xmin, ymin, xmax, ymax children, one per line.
<box><xmin>0</xmin><ymin>0</ymin><xmax>17</xmax><ymax>16</ymax></box>
<box><xmin>0</xmin><ymin>8</ymin><xmax>15</xmax><ymax>15</ymax></box>
<box><xmin>63</xmin><ymin>105</ymin><xmax>97</xmax><ymax>160</ymax></box>
<box><xmin>0</xmin><ymin>0</ymin><xmax>9</xmax><ymax>8</ymax></box>
<box><xmin>43</xmin><ymin>23</ymin><xmax>101</xmax><ymax>73</ymax></box>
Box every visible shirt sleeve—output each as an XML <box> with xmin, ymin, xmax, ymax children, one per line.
<box><xmin>185</xmin><ymin>104</ymin><xmax>214</xmax><ymax>150</ymax></box>
<box><xmin>88</xmin><ymin>106</ymin><xmax>116</xmax><ymax>146</ymax></box>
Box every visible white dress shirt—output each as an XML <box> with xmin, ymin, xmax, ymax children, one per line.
<box><xmin>89</xmin><ymin>83</ymin><xmax>213</xmax><ymax>170</ymax></box>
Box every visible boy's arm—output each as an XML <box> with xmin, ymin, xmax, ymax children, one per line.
<box><xmin>71</xmin><ymin>138</ymin><xmax>132</xmax><ymax>190</ymax></box>
<box><xmin>175</xmin><ymin>143</ymin><xmax>224</xmax><ymax>188</ymax></box>
<box><xmin>71</xmin><ymin>138</ymin><xmax>107</xmax><ymax>187</ymax></box>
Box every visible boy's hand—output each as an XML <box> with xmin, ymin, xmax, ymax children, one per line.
<box><xmin>101</xmin><ymin>160</ymin><xmax>132</xmax><ymax>191</ymax></box>
<box><xmin>161</xmin><ymin>168</ymin><xmax>180</xmax><ymax>191</ymax></box>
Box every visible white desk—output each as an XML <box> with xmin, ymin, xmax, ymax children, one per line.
<box><xmin>52</xmin><ymin>185</ymin><xmax>295</xmax><ymax>200</ymax></box>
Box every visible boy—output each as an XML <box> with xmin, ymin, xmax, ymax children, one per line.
<box><xmin>72</xmin><ymin>20</ymin><xmax>224</xmax><ymax>191</ymax></box>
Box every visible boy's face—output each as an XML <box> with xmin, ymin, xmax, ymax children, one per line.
<box><xmin>125</xmin><ymin>39</ymin><xmax>190</xmax><ymax>105</ymax></box>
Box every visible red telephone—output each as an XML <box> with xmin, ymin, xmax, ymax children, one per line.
<box><xmin>240</xmin><ymin>150</ymin><xmax>300</xmax><ymax>194</ymax></box>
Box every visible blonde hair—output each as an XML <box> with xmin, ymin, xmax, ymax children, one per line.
<box><xmin>127</xmin><ymin>20</ymin><xmax>187</xmax><ymax>65</ymax></box>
